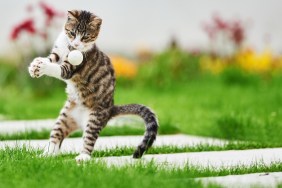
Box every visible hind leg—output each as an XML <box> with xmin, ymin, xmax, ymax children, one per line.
<box><xmin>43</xmin><ymin>100</ymin><xmax>79</xmax><ymax>156</ymax></box>
<box><xmin>75</xmin><ymin>109</ymin><xmax>109</xmax><ymax>162</ymax></box>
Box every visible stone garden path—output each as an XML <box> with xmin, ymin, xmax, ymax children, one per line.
<box><xmin>0</xmin><ymin>116</ymin><xmax>143</xmax><ymax>134</ymax></box>
<box><xmin>0</xmin><ymin>134</ymin><xmax>226</xmax><ymax>152</ymax></box>
<box><xmin>1</xmin><ymin>119</ymin><xmax>282</xmax><ymax>187</ymax></box>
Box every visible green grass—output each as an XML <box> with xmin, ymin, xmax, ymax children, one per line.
<box><xmin>1</xmin><ymin>58</ymin><xmax>282</xmax><ymax>144</ymax></box>
<box><xmin>0</xmin><ymin>122</ymin><xmax>179</xmax><ymax>141</ymax></box>
<box><xmin>2</xmin><ymin>76</ymin><xmax>282</xmax><ymax>144</ymax></box>
<box><xmin>2</xmin><ymin>42</ymin><xmax>282</xmax><ymax>187</ymax></box>
<box><xmin>0</xmin><ymin>127</ymin><xmax>144</xmax><ymax>141</ymax></box>
<box><xmin>2</xmin><ymin>147</ymin><xmax>282</xmax><ymax>188</ymax></box>
<box><xmin>2</xmin><ymin>76</ymin><xmax>282</xmax><ymax>145</ymax></box>
<box><xmin>0</xmin><ymin>85</ymin><xmax>65</xmax><ymax>120</ymax></box>
<box><xmin>88</xmin><ymin>142</ymin><xmax>282</xmax><ymax>157</ymax></box>
<box><xmin>0</xmin><ymin>148</ymin><xmax>202</xmax><ymax>188</ymax></box>
<box><xmin>1</xmin><ymin>129</ymin><xmax>281</xmax><ymax>156</ymax></box>
<box><xmin>115</xmin><ymin>76</ymin><xmax>282</xmax><ymax>145</ymax></box>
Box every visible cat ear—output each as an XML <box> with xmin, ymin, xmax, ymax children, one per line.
<box><xmin>67</xmin><ymin>10</ymin><xmax>79</xmax><ymax>20</ymax></box>
<box><xmin>90</xmin><ymin>16</ymin><xmax>102</xmax><ymax>28</ymax></box>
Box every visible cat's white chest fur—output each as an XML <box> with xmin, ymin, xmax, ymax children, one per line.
<box><xmin>65</xmin><ymin>80</ymin><xmax>80</xmax><ymax>102</ymax></box>
<box><xmin>65</xmin><ymin>80</ymin><xmax>90</xmax><ymax>130</ymax></box>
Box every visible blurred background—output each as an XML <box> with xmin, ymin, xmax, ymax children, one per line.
<box><xmin>1</xmin><ymin>0</ymin><xmax>282</xmax><ymax>144</ymax></box>
<box><xmin>1</xmin><ymin>0</ymin><xmax>282</xmax><ymax>55</ymax></box>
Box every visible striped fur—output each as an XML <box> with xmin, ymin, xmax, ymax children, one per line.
<box><xmin>111</xmin><ymin>105</ymin><xmax>158</xmax><ymax>158</ymax></box>
<box><xmin>29</xmin><ymin>10</ymin><xmax>158</xmax><ymax>161</ymax></box>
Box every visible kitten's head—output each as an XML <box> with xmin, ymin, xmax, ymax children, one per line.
<box><xmin>65</xmin><ymin>10</ymin><xmax>102</xmax><ymax>51</ymax></box>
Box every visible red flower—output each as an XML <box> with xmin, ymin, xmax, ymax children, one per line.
<box><xmin>202</xmin><ymin>22</ymin><xmax>216</xmax><ymax>39</ymax></box>
<box><xmin>230</xmin><ymin>21</ymin><xmax>244</xmax><ymax>46</ymax></box>
<box><xmin>10</xmin><ymin>19</ymin><xmax>36</xmax><ymax>40</ymax></box>
<box><xmin>39</xmin><ymin>32</ymin><xmax>48</xmax><ymax>40</ymax></box>
<box><xmin>202</xmin><ymin>14</ymin><xmax>246</xmax><ymax>47</ymax></box>
<box><xmin>39</xmin><ymin>1</ymin><xmax>64</xmax><ymax>26</ymax></box>
<box><xmin>26</xmin><ymin>4</ymin><xmax>33</xmax><ymax>13</ymax></box>
<box><xmin>213</xmin><ymin>15</ymin><xmax>229</xmax><ymax>30</ymax></box>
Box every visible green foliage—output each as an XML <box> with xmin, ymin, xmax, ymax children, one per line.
<box><xmin>0</xmin><ymin>60</ymin><xmax>17</xmax><ymax>86</ymax></box>
<box><xmin>215</xmin><ymin>113</ymin><xmax>282</xmax><ymax>144</ymax></box>
<box><xmin>220</xmin><ymin>66</ymin><xmax>260</xmax><ymax>86</ymax></box>
<box><xmin>158</xmin><ymin>120</ymin><xmax>181</xmax><ymax>134</ymax></box>
<box><xmin>0</xmin><ymin>58</ymin><xmax>64</xmax><ymax>97</ymax></box>
<box><xmin>0</xmin><ymin>86</ymin><xmax>65</xmax><ymax>120</ymax></box>
<box><xmin>137</xmin><ymin>49</ymin><xmax>201</xmax><ymax>88</ymax></box>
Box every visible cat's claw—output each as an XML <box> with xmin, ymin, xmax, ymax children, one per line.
<box><xmin>75</xmin><ymin>153</ymin><xmax>91</xmax><ymax>163</ymax></box>
<box><xmin>28</xmin><ymin>57</ymin><xmax>50</xmax><ymax>78</ymax></box>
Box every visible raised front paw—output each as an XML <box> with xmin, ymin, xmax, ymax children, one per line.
<box><xmin>28</xmin><ymin>57</ymin><xmax>50</xmax><ymax>78</ymax></box>
<box><xmin>75</xmin><ymin>153</ymin><xmax>91</xmax><ymax>163</ymax></box>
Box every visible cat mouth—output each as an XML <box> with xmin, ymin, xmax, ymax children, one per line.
<box><xmin>75</xmin><ymin>44</ymin><xmax>93</xmax><ymax>52</ymax></box>
<box><xmin>73</xmin><ymin>45</ymin><xmax>84</xmax><ymax>50</ymax></box>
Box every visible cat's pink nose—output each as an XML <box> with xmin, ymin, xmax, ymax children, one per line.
<box><xmin>73</xmin><ymin>41</ymin><xmax>80</xmax><ymax>47</ymax></box>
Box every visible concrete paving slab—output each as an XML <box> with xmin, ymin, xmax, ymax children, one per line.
<box><xmin>96</xmin><ymin>148</ymin><xmax>282</xmax><ymax>169</ymax></box>
<box><xmin>199</xmin><ymin>172</ymin><xmax>282</xmax><ymax>188</ymax></box>
<box><xmin>1</xmin><ymin>132</ymin><xmax>282</xmax><ymax>187</ymax></box>
<box><xmin>0</xmin><ymin>119</ymin><xmax>55</xmax><ymax>134</ymax></box>
<box><xmin>0</xmin><ymin>134</ymin><xmax>225</xmax><ymax>153</ymax></box>
<box><xmin>0</xmin><ymin>116</ymin><xmax>144</xmax><ymax>134</ymax></box>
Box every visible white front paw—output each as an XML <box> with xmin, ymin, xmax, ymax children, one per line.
<box><xmin>41</xmin><ymin>142</ymin><xmax>60</xmax><ymax>157</ymax></box>
<box><xmin>75</xmin><ymin>153</ymin><xmax>91</xmax><ymax>163</ymax></box>
<box><xmin>28</xmin><ymin>57</ymin><xmax>50</xmax><ymax>78</ymax></box>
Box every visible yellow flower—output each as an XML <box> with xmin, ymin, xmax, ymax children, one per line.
<box><xmin>236</xmin><ymin>48</ymin><xmax>272</xmax><ymax>73</ymax></box>
<box><xmin>110</xmin><ymin>55</ymin><xmax>137</xmax><ymax>78</ymax></box>
<box><xmin>200</xmin><ymin>56</ymin><xmax>226</xmax><ymax>74</ymax></box>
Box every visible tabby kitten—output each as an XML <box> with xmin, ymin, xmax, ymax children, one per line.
<box><xmin>28</xmin><ymin>10</ymin><xmax>158</xmax><ymax>162</ymax></box>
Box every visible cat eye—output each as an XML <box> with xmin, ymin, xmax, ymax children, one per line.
<box><xmin>81</xmin><ymin>36</ymin><xmax>90</xmax><ymax>40</ymax></box>
<box><xmin>70</xmin><ymin>31</ymin><xmax>76</xmax><ymax>37</ymax></box>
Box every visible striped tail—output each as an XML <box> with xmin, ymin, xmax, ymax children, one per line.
<box><xmin>111</xmin><ymin>104</ymin><xmax>159</xmax><ymax>158</ymax></box>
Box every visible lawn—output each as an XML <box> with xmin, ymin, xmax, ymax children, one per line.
<box><xmin>0</xmin><ymin>148</ymin><xmax>201</xmax><ymax>188</ymax></box>
<box><xmin>1</xmin><ymin>147</ymin><xmax>282</xmax><ymax>188</ymax></box>
<box><xmin>1</xmin><ymin>73</ymin><xmax>282</xmax><ymax>145</ymax></box>
<box><xmin>1</xmin><ymin>51</ymin><xmax>282</xmax><ymax>187</ymax></box>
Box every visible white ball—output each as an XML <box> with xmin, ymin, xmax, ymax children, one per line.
<box><xmin>68</xmin><ymin>50</ymin><xmax>83</xmax><ymax>65</ymax></box>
